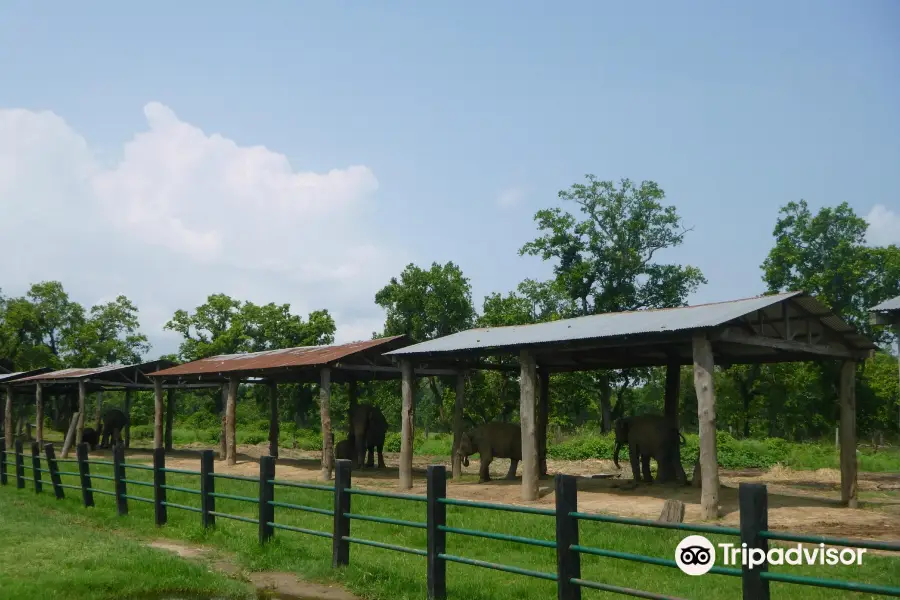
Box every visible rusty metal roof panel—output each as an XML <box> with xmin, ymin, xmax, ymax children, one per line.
<box><xmin>0</xmin><ymin>368</ymin><xmax>53</xmax><ymax>383</ymax></box>
<box><xmin>386</xmin><ymin>291</ymin><xmax>876</xmax><ymax>356</ymax></box>
<box><xmin>149</xmin><ymin>336</ymin><xmax>408</xmax><ymax>378</ymax></box>
<box><xmin>871</xmin><ymin>296</ymin><xmax>900</xmax><ymax>312</ymax></box>
<box><xmin>12</xmin><ymin>360</ymin><xmax>177</xmax><ymax>384</ymax></box>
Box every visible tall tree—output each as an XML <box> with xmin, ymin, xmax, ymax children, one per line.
<box><xmin>69</xmin><ymin>295</ymin><xmax>150</xmax><ymax>367</ymax></box>
<box><xmin>519</xmin><ymin>176</ymin><xmax>706</xmax><ymax>429</ymax></box>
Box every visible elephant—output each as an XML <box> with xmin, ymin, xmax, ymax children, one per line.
<box><xmin>612</xmin><ymin>414</ymin><xmax>687</xmax><ymax>485</ymax></box>
<box><xmin>82</xmin><ymin>427</ymin><xmax>99</xmax><ymax>450</ymax></box>
<box><xmin>333</xmin><ymin>434</ymin><xmax>354</xmax><ymax>461</ymax></box>
<box><xmin>457</xmin><ymin>422</ymin><xmax>521</xmax><ymax>483</ymax></box>
<box><xmin>98</xmin><ymin>408</ymin><xmax>127</xmax><ymax>449</ymax></box>
<box><xmin>348</xmin><ymin>404</ymin><xmax>387</xmax><ymax>469</ymax></box>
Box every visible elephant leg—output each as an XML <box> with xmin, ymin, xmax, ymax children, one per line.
<box><xmin>505</xmin><ymin>459</ymin><xmax>518</xmax><ymax>480</ymax></box>
<box><xmin>479</xmin><ymin>450</ymin><xmax>493</xmax><ymax>483</ymax></box>
<box><xmin>641</xmin><ymin>453</ymin><xmax>653</xmax><ymax>483</ymax></box>
<box><xmin>366</xmin><ymin>445</ymin><xmax>375</xmax><ymax>468</ymax></box>
<box><xmin>377</xmin><ymin>444</ymin><xmax>386</xmax><ymax>469</ymax></box>
<box><xmin>629</xmin><ymin>442</ymin><xmax>641</xmax><ymax>482</ymax></box>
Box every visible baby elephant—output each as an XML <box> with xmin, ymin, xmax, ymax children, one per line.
<box><xmin>82</xmin><ymin>427</ymin><xmax>99</xmax><ymax>451</ymax></box>
<box><xmin>334</xmin><ymin>435</ymin><xmax>355</xmax><ymax>461</ymax></box>
<box><xmin>457</xmin><ymin>422</ymin><xmax>522</xmax><ymax>483</ymax></box>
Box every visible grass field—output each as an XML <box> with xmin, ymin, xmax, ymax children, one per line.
<box><xmin>0</xmin><ymin>489</ymin><xmax>254</xmax><ymax>600</ymax></box>
<box><xmin>2</xmin><ymin>453</ymin><xmax>898</xmax><ymax>600</ymax></box>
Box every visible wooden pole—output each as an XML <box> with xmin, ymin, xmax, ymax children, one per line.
<box><xmin>124</xmin><ymin>390</ymin><xmax>132</xmax><ymax>449</ymax></box>
<box><xmin>35</xmin><ymin>382</ymin><xmax>44</xmax><ymax>446</ymax></box>
<box><xmin>225</xmin><ymin>377</ymin><xmax>238</xmax><ymax>465</ymax></box>
<box><xmin>94</xmin><ymin>390</ymin><xmax>103</xmax><ymax>431</ymax></box>
<box><xmin>451</xmin><ymin>371</ymin><xmax>465</xmax><ymax>480</ymax></box>
<box><xmin>519</xmin><ymin>349</ymin><xmax>538</xmax><ymax>501</ymax></box>
<box><xmin>268</xmin><ymin>381</ymin><xmax>279</xmax><ymax>458</ymax></box>
<box><xmin>219</xmin><ymin>384</ymin><xmax>227</xmax><ymax>459</ymax></box>
<box><xmin>538</xmin><ymin>367</ymin><xmax>549</xmax><ymax>478</ymax></box>
<box><xmin>664</xmin><ymin>359</ymin><xmax>681</xmax><ymax>426</ymax></box>
<box><xmin>839</xmin><ymin>360</ymin><xmax>858</xmax><ymax>508</ymax></box>
<box><xmin>4</xmin><ymin>386</ymin><xmax>12</xmax><ymax>444</ymax></box>
<box><xmin>399</xmin><ymin>359</ymin><xmax>416</xmax><ymax>490</ymax></box>
<box><xmin>60</xmin><ymin>411</ymin><xmax>79</xmax><ymax>459</ymax></box>
<box><xmin>692</xmin><ymin>333</ymin><xmax>720</xmax><ymax>520</ymax></box>
<box><xmin>76</xmin><ymin>381</ymin><xmax>86</xmax><ymax>448</ymax></box>
<box><xmin>153</xmin><ymin>378</ymin><xmax>164</xmax><ymax>450</ymax></box>
<box><xmin>164</xmin><ymin>388</ymin><xmax>175</xmax><ymax>451</ymax></box>
<box><xmin>319</xmin><ymin>368</ymin><xmax>333</xmax><ymax>480</ymax></box>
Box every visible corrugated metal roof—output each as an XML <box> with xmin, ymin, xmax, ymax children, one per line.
<box><xmin>12</xmin><ymin>360</ymin><xmax>176</xmax><ymax>384</ymax></box>
<box><xmin>871</xmin><ymin>295</ymin><xmax>900</xmax><ymax>313</ymax></box>
<box><xmin>386</xmin><ymin>291</ymin><xmax>875</xmax><ymax>356</ymax></box>
<box><xmin>0</xmin><ymin>368</ymin><xmax>53</xmax><ymax>383</ymax></box>
<box><xmin>149</xmin><ymin>336</ymin><xmax>407</xmax><ymax>378</ymax></box>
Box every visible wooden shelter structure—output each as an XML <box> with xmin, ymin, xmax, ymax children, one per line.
<box><xmin>384</xmin><ymin>291</ymin><xmax>876</xmax><ymax>518</ymax></box>
<box><xmin>7</xmin><ymin>360</ymin><xmax>213</xmax><ymax>457</ymax></box>
<box><xmin>1</xmin><ymin>368</ymin><xmax>53</xmax><ymax>441</ymax></box>
<box><xmin>870</xmin><ymin>295</ymin><xmax>900</xmax><ymax>430</ymax></box>
<box><xmin>147</xmin><ymin>336</ymin><xmax>456</xmax><ymax>476</ymax></box>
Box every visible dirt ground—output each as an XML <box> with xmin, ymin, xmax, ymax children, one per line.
<box><xmin>111</xmin><ymin>443</ymin><xmax>900</xmax><ymax>545</ymax></box>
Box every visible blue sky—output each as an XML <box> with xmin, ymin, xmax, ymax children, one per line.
<box><xmin>1</xmin><ymin>1</ymin><xmax>898</xmax><ymax>356</ymax></box>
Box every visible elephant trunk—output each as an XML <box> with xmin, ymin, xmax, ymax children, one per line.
<box><xmin>613</xmin><ymin>441</ymin><xmax>622</xmax><ymax>469</ymax></box>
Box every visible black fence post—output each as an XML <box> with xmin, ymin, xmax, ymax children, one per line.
<box><xmin>427</xmin><ymin>465</ymin><xmax>447</xmax><ymax>600</ymax></box>
<box><xmin>30</xmin><ymin>442</ymin><xmax>42</xmax><ymax>493</ymax></box>
<box><xmin>740</xmin><ymin>483</ymin><xmax>770</xmax><ymax>600</ymax></box>
<box><xmin>76</xmin><ymin>443</ymin><xmax>94</xmax><ymax>507</ymax></box>
<box><xmin>332</xmin><ymin>459</ymin><xmax>351</xmax><ymax>568</ymax></box>
<box><xmin>44</xmin><ymin>443</ymin><xmax>64</xmax><ymax>499</ymax></box>
<box><xmin>113</xmin><ymin>443</ymin><xmax>127</xmax><ymax>516</ymax></box>
<box><xmin>259</xmin><ymin>455</ymin><xmax>276</xmax><ymax>544</ymax></box>
<box><xmin>153</xmin><ymin>447</ymin><xmax>167</xmax><ymax>526</ymax></box>
<box><xmin>200</xmin><ymin>450</ymin><xmax>215</xmax><ymax>529</ymax></box>
<box><xmin>555</xmin><ymin>474</ymin><xmax>582</xmax><ymax>600</ymax></box>
<box><xmin>14</xmin><ymin>439</ymin><xmax>25</xmax><ymax>489</ymax></box>
<box><xmin>0</xmin><ymin>437</ymin><xmax>7</xmax><ymax>485</ymax></box>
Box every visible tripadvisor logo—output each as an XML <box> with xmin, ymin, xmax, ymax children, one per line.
<box><xmin>675</xmin><ymin>535</ymin><xmax>867</xmax><ymax>575</ymax></box>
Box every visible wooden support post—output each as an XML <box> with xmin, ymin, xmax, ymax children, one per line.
<box><xmin>200</xmin><ymin>450</ymin><xmax>215</xmax><ymax>529</ymax></box>
<box><xmin>14</xmin><ymin>439</ymin><xmax>24</xmax><ymax>489</ymax></box>
<box><xmin>76</xmin><ymin>381</ymin><xmax>86</xmax><ymax>448</ymax></box>
<box><xmin>739</xmin><ymin>483</ymin><xmax>770</xmax><ymax>600</ymax></box>
<box><xmin>0</xmin><ymin>437</ymin><xmax>6</xmax><ymax>485</ymax></box>
<box><xmin>519</xmin><ymin>349</ymin><xmax>538</xmax><ymax>501</ymax></box>
<box><xmin>94</xmin><ymin>390</ymin><xmax>103</xmax><ymax>432</ymax></box>
<box><xmin>61</xmin><ymin>411</ymin><xmax>79</xmax><ymax>459</ymax></box>
<box><xmin>4</xmin><ymin>386</ymin><xmax>12</xmax><ymax>446</ymax></box>
<box><xmin>45</xmin><ymin>443</ymin><xmax>63</xmax><ymax>499</ymax></box>
<box><xmin>30</xmin><ymin>441</ymin><xmax>42</xmax><ymax>493</ymax></box>
<box><xmin>692</xmin><ymin>333</ymin><xmax>720</xmax><ymax>520</ymax></box>
<box><xmin>332</xmin><ymin>458</ymin><xmax>351</xmax><ymax>567</ymax></box>
<box><xmin>840</xmin><ymin>360</ymin><xmax>858</xmax><ymax>508</ymax></box>
<box><xmin>219</xmin><ymin>384</ymin><xmax>228</xmax><ymax>459</ymax></box>
<box><xmin>164</xmin><ymin>388</ymin><xmax>175</xmax><ymax>451</ymax></box>
<box><xmin>399</xmin><ymin>360</ymin><xmax>416</xmax><ymax>490</ymax></box>
<box><xmin>268</xmin><ymin>381</ymin><xmax>279</xmax><ymax>458</ymax></box>
<box><xmin>538</xmin><ymin>367</ymin><xmax>549</xmax><ymax>478</ymax></box>
<box><xmin>114</xmin><ymin>443</ymin><xmax>127</xmax><ymax>516</ymax></box>
<box><xmin>427</xmin><ymin>464</ymin><xmax>447</xmax><ymax>600</ymax></box>
<box><xmin>664</xmin><ymin>359</ymin><xmax>681</xmax><ymax>426</ymax></box>
<box><xmin>259</xmin><ymin>455</ymin><xmax>276</xmax><ymax>544</ymax></box>
<box><xmin>153</xmin><ymin>378</ymin><xmax>164</xmax><ymax>450</ymax></box>
<box><xmin>35</xmin><ymin>382</ymin><xmax>44</xmax><ymax>445</ymax></box>
<box><xmin>153</xmin><ymin>447</ymin><xmax>167</xmax><ymax>525</ymax></box>
<box><xmin>124</xmin><ymin>390</ymin><xmax>132</xmax><ymax>449</ymax></box>
<box><xmin>76</xmin><ymin>443</ymin><xmax>93</xmax><ymax>507</ymax></box>
<box><xmin>451</xmin><ymin>371</ymin><xmax>465</xmax><ymax>481</ymax></box>
<box><xmin>225</xmin><ymin>377</ymin><xmax>238</xmax><ymax>466</ymax></box>
<box><xmin>555</xmin><ymin>474</ymin><xmax>582</xmax><ymax>600</ymax></box>
<box><xmin>319</xmin><ymin>368</ymin><xmax>333</xmax><ymax>480</ymax></box>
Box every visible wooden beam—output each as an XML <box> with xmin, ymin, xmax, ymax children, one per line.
<box><xmin>519</xmin><ymin>349</ymin><xmax>538</xmax><ymax>501</ymax></box>
<box><xmin>692</xmin><ymin>334</ymin><xmax>720</xmax><ymax>520</ymax></box>
<box><xmin>452</xmin><ymin>371</ymin><xmax>466</xmax><ymax>481</ymax></box>
<box><xmin>164</xmin><ymin>389</ymin><xmax>175</xmax><ymax>451</ymax></box>
<box><xmin>77</xmin><ymin>380</ymin><xmax>87</xmax><ymax>448</ymax></box>
<box><xmin>319</xmin><ymin>368</ymin><xmax>333</xmax><ymax>480</ymax></box>
<box><xmin>124</xmin><ymin>390</ymin><xmax>132</xmax><ymax>449</ymax></box>
<box><xmin>35</xmin><ymin>382</ymin><xmax>44</xmax><ymax>446</ymax></box>
<box><xmin>4</xmin><ymin>385</ymin><xmax>13</xmax><ymax>444</ymax></box>
<box><xmin>399</xmin><ymin>360</ymin><xmax>416</xmax><ymax>490</ymax></box>
<box><xmin>269</xmin><ymin>381</ymin><xmax>279</xmax><ymax>458</ymax></box>
<box><xmin>712</xmin><ymin>327</ymin><xmax>856</xmax><ymax>359</ymax></box>
<box><xmin>225</xmin><ymin>377</ymin><xmax>238</xmax><ymax>465</ymax></box>
<box><xmin>538</xmin><ymin>367</ymin><xmax>549</xmax><ymax>478</ymax></box>
<box><xmin>664</xmin><ymin>359</ymin><xmax>681</xmax><ymax>426</ymax></box>
<box><xmin>94</xmin><ymin>390</ymin><xmax>103</xmax><ymax>431</ymax></box>
<box><xmin>333</xmin><ymin>363</ymin><xmax>459</xmax><ymax>377</ymax></box>
<box><xmin>839</xmin><ymin>361</ymin><xmax>858</xmax><ymax>508</ymax></box>
<box><xmin>219</xmin><ymin>384</ymin><xmax>227</xmax><ymax>459</ymax></box>
<box><xmin>153</xmin><ymin>378</ymin><xmax>163</xmax><ymax>450</ymax></box>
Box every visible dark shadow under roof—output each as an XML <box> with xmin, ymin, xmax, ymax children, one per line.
<box><xmin>385</xmin><ymin>291</ymin><xmax>876</xmax><ymax>372</ymax></box>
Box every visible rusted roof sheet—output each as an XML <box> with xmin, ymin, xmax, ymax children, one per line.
<box><xmin>13</xmin><ymin>360</ymin><xmax>177</xmax><ymax>384</ymax></box>
<box><xmin>386</xmin><ymin>291</ymin><xmax>877</xmax><ymax>357</ymax></box>
<box><xmin>148</xmin><ymin>336</ymin><xmax>408</xmax><ymax>378</ymax></box>
<box><xmin>0</xmin><ymin>368</ymin><xmax>53</xmax><ymax>383</ymax></box>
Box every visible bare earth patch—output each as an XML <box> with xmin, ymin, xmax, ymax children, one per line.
<box><xmin>118</xmin><ymin>443</ymin><xmax>900</xmax><ymax>546</ymax></box>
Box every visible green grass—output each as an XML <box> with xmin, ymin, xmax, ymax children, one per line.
<box><xmin>0</xmin><ymin>484</ymin><xmax>253</xmax><ymax>600</ymax></box>
<box><xmin>2</xmin><ymin>453</ymin><xmax>898</xmax><ymax>600</ymax></box>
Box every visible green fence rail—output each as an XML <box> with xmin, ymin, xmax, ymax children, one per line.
<box><xmin>0</xmin><ymin>439</ymin><xmax>898</xmax><ymax>600</ymax></box>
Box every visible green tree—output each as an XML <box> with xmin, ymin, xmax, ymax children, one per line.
<box><xmin>519</xmin><ymin>176</ymin><xmax>706</xmax><ymax>429</ymax></box>
<box><xmin>69</xmin><ymin>295</ymin><xmax>150</xmax><ymax>367</ymax></box>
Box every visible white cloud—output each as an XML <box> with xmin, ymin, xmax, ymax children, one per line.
<box><xmin>0</xmin><ymin>102</ymin><xmax>407</xmax><ymax>356</ymax></box>
<box><xmin>497</xmin><ymin>186</ymin><xmax>525</xmax><ymax>208</ymax></box>
<box><xmin>865</xmin><ymin>204</ymin><xmax>900</xmax><ymax>246</ymax></box>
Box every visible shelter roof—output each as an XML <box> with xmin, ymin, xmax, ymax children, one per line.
<box><xmin>871</xmin><ymin>296</ymin><xmax>900</xmax><ymax>313</ymax></box>
<box><xmin>0</xmin><ymin>368</ymin><xmax>53</xmax><ymax>383</ymax></box>
<box><xmin>9</xmin><ymin>360</ymin><xmax>196</xmax><ymax>391</ymax></box>
<box><xmin>386</xmin><ymin>291</ymin><xmax>876</xmax><ymax>371</ymax></box>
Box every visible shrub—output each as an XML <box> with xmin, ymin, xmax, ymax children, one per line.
<box><xmin>238</xmin><ymin>431</ymin><xmax>267</xmax><ymax>445</ymax></box>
